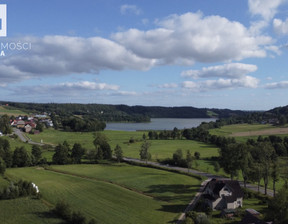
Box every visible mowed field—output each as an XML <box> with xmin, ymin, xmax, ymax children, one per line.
<box><xmin>0</xmin><ymin>198</ymin><xmax>62</xmax><ymax>224</ymax></box>
<box><xmin>210</xmin><ymin>123</ymin><xmax>288</xmax><ymax>142</ymax></box>
<box><xmin>5</xmin><ymin>163</ymin><xmax>201</xmax><ymax>224</ymax></box>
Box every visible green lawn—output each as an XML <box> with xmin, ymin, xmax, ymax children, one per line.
<box><xmin>5</xmin><ymin>163</ymin><xmax>201</xmax><ymax>224</ymax></box>
<box><xmin>0</xmin><ymin>197</ymin><xmax>62</xmax><ymax>224</ymax></box>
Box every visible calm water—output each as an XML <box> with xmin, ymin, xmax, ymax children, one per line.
<box><xmin>105</xmin><ymin>118</ymin><xmax>216</xmax><ymax>131</ymax></box>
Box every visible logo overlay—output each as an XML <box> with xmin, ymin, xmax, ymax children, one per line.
<box><xmin>0</xmin><ymin>4</ymin><xmax>7</xmax><ymax>37</ymax></box>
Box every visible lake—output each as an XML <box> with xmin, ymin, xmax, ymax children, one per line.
<box><xmin>105</xmin><ymin>118</ymin><xmax>216</xmax><ymax>131</ymax></box>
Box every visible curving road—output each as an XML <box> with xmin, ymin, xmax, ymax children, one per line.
<box><xmin>13</xmin><ymin>128</ymin><xmax>44</xmax><ymax>146</ymax></box>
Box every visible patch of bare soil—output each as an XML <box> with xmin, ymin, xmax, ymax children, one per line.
<box><xmin>230</xmin><ymin>127</ymin><xmax>288</xmax><ymax>137</ymax></box>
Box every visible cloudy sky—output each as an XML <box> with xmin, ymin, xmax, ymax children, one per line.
<box><xmin>0</xmin><ymin>0</ymin><xmax>288</xmax><ymax>110</ymax></box>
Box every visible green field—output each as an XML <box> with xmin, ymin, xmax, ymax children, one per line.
<box><xmin>0</xmin><ymin>106</ymin><xmax>28</xmax><ymax>116</ymax></box>
<box><xmin>210</xmin><ymin>123</ymin><xmax>288</xmax><ymax>142</ymax></box>
<box><xmin>26</xmin><ymin>129</ymin><xmax>219</xmax><ymax>160</ymax></box>
<box><xmin>0</xmin><ymin>198</ymin><xmax>62</xmax><ymax>224</ymax></box>
<box><xmin>5</xmin><ymin>163</ymin><xmax>201</xmax><ymax>224</ymax></box>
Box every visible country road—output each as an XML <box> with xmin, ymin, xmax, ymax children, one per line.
<box><xmin>13</xmin><ymin>128</ymin><xmax>44</xmax><ymax>146</ymax></box>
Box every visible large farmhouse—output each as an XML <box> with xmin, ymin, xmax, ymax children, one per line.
<box><xmin>202</xmin><ymin>179</ymin><xmax>244</xmax><ymax>210</ymax></box>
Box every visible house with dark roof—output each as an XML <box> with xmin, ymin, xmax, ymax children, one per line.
<box><xmin>202</xmin><ymin>179</ymin><xmax>244</xmax><ymax>210</ymax></box>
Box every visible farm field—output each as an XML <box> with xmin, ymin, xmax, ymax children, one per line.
<box><xmin>0</xmin><ymin>197</ymin><xmax>62</xmax><ymax>224</ymax></box>
<box><xmin>210</xmin><ymin>123</ymin><xmax>288</xmax><ymax>142</ymax></box>
<box><xmin>26</xmin><ymin>129</ymin><xmax>219</xmax><ymax>160</ymax></box>
<box><xmin>5</xmin><ymin>163</ymin><xmax>201</xmax><ymax>224</ymax></box>
<box><xmin>0</xmin><ymin>106</ymin><xmax>28</xmax><ymax>116</ymax></box>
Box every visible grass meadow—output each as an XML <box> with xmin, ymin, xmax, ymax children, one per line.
<box><xmin>5</xmin><ymin>163</ymin><xmax>201</xmax><ymax>224</ymax></box>
<box><xmin>0</xmin><ymin>197</ymin><xmax>62</xmax><ymax>224</ymax></box>
<box><xmin>0</xmin><ymin>106</ymin><xmax>28</xmax><ymax>117</ymax></box>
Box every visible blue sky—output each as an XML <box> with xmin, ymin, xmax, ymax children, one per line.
<box><xmin>0</xmin><ymin>0</ymin><xmax>288</xmax><ymax>110</ymax></box>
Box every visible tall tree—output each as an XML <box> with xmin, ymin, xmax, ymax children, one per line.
<box><xmin>257</xmin><ymin>142</ymin><xmax>275</xmax><ymax>195</ymax></box>
<box><xmin>0</xmin><ymin>114</ymin><xmax>12</xmax><ymax>134</ymax></box>
<box><xmin>267</xmin><ymin>187</ymin><xmax>288</xmax><ymax>224</ymax></box>
<box><xmin>32</xmin><ymin>145</ymin><xmax>42</xmax><ymax>165</ymax></box>
<box><xmin>71</xmin><ymin>143</ymin><xmax>85</xmax><ymax>164</ymax></box>
<box><xmin>52</xmin><ymin>143</ymin><xmax>70</xmax><ymax>165</ymax></box>
<box><xmin>13</xmin><ymin>147</ymin><xmax>31</xmax><ymax>167</ymax></box>
<box><xmin>114</xmin><ymin>144</ymin><xmax>123</xmax><ymax>163</ymax></box>
<box><xmin>186</xmin><ymin>150</ymin><xmax>193</xmax><ymax>173</ymax></box>
<box><xmin>0</xmin><ymin>157</ymin><xmax>6</xmax><ymax>175</ymax></box>
<box><xmin>139</xmin><ymin>141</ymin><xmax>151</xmax><ymax>164</ymax></box>
<box><xmin>93</xmin><ymin>132</ymin><xmax>111</xmax><ymax>160</ymax></box>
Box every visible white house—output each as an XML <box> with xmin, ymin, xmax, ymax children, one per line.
<box><xmin>203</xmin><ymin>179</ymin><xmax>244</xmax><ymax>210</ymax></box>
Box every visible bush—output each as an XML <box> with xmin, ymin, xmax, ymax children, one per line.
<box><xmin>54</xmin><ymin>200</ymin><xmax>72</xmax><ymax>221</ymax></box>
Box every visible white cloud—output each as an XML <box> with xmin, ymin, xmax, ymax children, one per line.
<box><xmin>248</xmin><ymin>0</ymin><xmax>285</xmax><ymax>21</ymax></box>
<box><xmin>182</xmin><ymin>76</ymin><xmax>259</xmax><ymax>92</ymax></box>
<box><xmin>120</xmin><ymin>5</ymin><xmax>141</xmax><ymax>15</ymax></box>
<box><xmin>58</xmin><ymin>81</ymin><xmax>119</xmax><ymax>91</ymax></box>
<box><xmin>112</xmin><ymin>12</ymin><xmax>274</xmax><ymax>65</ymax></box>
<box><xmin>0</xmin><ymin>36</ymin><xmax>155</xmax><ymax>85</ymax></box>
<box><xmin>265</xmin><ymin>81</ymin><xmax>288</xmax><ymax>89</ymax></box>
<box><xmin>158</xmin><ymin>83</ymin><xmax>178</xmax><ymax>88</ymax></box>
<box><xmin>181</xmin><ymin>63</ymin><xmax>258</xmax><ymax>79</ymax></box>
<box><xmin>273</xmin><ymin>18</ymin><xmax>288</xmax><ymax>34</ymax></box>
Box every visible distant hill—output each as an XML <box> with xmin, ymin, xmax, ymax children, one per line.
<box><xmin>0</xmin><ymin>101</ymin><xmax>250</xmax><ymax>122</ymax></box>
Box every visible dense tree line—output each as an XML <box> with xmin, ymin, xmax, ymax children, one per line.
<box><xmin>52</xmin><ymin>133</ymin><xmax>113</xmax><ymax>165</ymax></box>
<box><xmin>0</xmin><ymin>180</ymin><xmax>39</xmax><ymax>200</ymax></box>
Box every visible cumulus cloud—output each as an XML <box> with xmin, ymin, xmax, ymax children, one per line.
<box><xmin>120</xmin><ymin>5</ymin><xmax>141</xmax><ymax>15</ymax></box>
<box><xmin>273</xmin><ymin>18</ymin><xmax>288</xmax><ymax>34</ymax></box>
<box><xmin>182</xmin><ymin>76</ymin><xmax>259</xmax><ymax>92</ymax></box>
<box><xmin>0</xmin><ymin>36</ymin><xmax>154</xmax><ymax>85</ymax></box>
<box><xmin>181</xmin><ymin>63</ymin><xmax>258</xmax><ymax>79</ymax></box>
<box><xmin>265</xmin><ymin>81</ymin><xmax>288</xmax><ymax>89</ymax></box>
<box><xmin>112</xmin><ymin>12</ymin><xmax>274</xmax><ymax>65</ymax></box>
<box><xmin>13</xmin><ymin>81</ymin><xmax>119</xmax><ymax>95</ymax></box>
<box><xmin>248</xmin><ymin>0</ymin><xmax>285</xmax><ymax>21</ymax></box>
<box><xmin>158</xmin><ymin>83</ymin><xmax>178</xmax><ymax>88</ymax></box>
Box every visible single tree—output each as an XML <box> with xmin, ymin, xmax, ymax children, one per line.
<box><xmin>114</xmin><ymin>144</ymin><xmax>123</xmax><ymax>162</ymax></box>
<box><xmin>0</xmin><ymin>157</ymin><xmax>6</xmax><ymax>175</ymax></box>
<box><xmin>186</xmin><ymin>150</ymin><xmax>193</xmax><ymax>173</ymax></box>
<box><xmin>71</xmin><ymin>143</ymin><xmax>85</xmax><ymax>164</ymax></box>
<box><xmin>32</xmin><ymin>145</ymin><xmax>42</xmax><ymax>165</ymax></box>
<box><xmin>139</xmin><ymin>141</ymin><xmax>151</xmax><ymax>164</ymax></box>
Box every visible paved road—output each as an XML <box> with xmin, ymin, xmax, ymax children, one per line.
<box><xmin>13</xmin><ymin>128</ymin><xmax>44</xmax><ymax>146</ymax></box>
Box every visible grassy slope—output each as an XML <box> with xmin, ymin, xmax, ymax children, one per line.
<box><xmin>0</xmin><ymin>198</ymin><xmax>62</xmax><ymax>224</ymax></box>
<box><xmin>6</xmin><ymin>164</ymin><xmax>201</xmax><ymax>224</ymax></box>
<box><xmin>0</xmin><ymin>106</ymin><xmax>28</xmax><ymax>116</ymax></box>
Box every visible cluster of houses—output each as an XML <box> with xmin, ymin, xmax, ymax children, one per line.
<box><xmin>202</xmin><ymin>179</ymin><xmax>272</xmax><ymax>224</ymax></box>
<box><xmin>10</xmin><ymin>114</ymin><xmax>53</xmax><ymax>133</ymax></box>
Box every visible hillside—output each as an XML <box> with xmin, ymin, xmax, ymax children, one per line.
<box><xmin>0</xmin><ymin>101</ymin><xmax>249</xmax><ymax>122</ymax></box>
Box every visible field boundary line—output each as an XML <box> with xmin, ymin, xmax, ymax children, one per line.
<box><xmin>44</xmin><ymin>167</ymin><xmax>161</xmax><ymax>201</ymax></box>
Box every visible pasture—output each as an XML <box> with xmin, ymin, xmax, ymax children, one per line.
<box><xmin>26</xmin><ymin>129</ymin><xmax>219</xmax><ymax>161</ymax></box>
<box><xmin>0</xmin><ymin>197</ymin><xmax>62</xmax><ymax>224</ymax></box>
<box><xmin>5</xmin><ymin>163</ymin><xmax>201</xmax><ymax>224</ymax></box>
<box><xmin>210</xmin><ymin>123</ymin><xmax>288</xmax><ymax>142</ymax></box>
<box><xmin>0</xmin><ymin>106</ymin><xmax>28</xmax><ymax>117</ymax></box>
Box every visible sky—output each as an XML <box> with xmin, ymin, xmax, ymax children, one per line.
<box><xmin>0</xmin><ymin>0</ymin><xmax>288</xmax><ymax>110</ymax></box>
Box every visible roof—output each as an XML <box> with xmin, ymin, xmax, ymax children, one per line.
<box><xmin>204</xmin><ymin>179</ymin><xmax>244</xmax><ymax>201</ymax></box>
